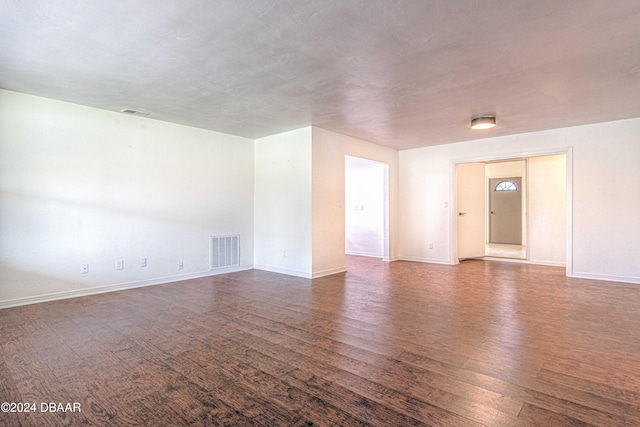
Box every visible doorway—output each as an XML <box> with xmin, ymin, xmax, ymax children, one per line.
<box><xmin>454</xmin><ymin>152</ymin><xmax>570</xmax><ymax>272</ymax></box>
<box><xmin>344</xmin><ymin>156</ymin><xmax>389</xmax><ymax>259</ymax></box>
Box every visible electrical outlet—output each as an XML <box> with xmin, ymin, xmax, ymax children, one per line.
<box><xmin>178</xmin><ymin>261</ymin><xmax>184</xmax><ymax>270</ymax></box>
<box><xmin>81</xmin><ymin>264</ymin><xmax>89</xmax><ymax>274</ymax></box>
<box><xmin>141</xmin><ymin>258</ymin><xmax>147</xmax><ymax>267</ymax></box>
<box><xmin>116</xmin><ymin>259</ymin><xmax>124</xmax><ymax>270</ymax></box>
<box><xmin>429</xmin><ymin>243</ymin><xmax>434</xmax><ymax>249</ymax></box>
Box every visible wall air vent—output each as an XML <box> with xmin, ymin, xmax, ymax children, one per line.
<box><xmin>210</xmin><ymin>235</ymin><xmax>240</xmax><ymax>270</ymax></box>
<box><xmin>120</xmin><ymin>108</ymin><xmax>150</xmax><ymax>117</ymax></box>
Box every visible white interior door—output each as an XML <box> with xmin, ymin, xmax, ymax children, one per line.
<box><xmin>457</xmin><ymin>162</ymin><xmax>486</xmax><ymax>259</ymax></box>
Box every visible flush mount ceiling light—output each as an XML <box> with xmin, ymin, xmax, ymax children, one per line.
<box><xmin>470</xmin><ymin>116</ymin><xmax>496</xmax><ymax>130</ymax></box>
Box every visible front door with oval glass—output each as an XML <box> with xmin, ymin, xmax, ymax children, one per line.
<box><xmin>489</xmin><ymin>177</ymin><xmax>522</xmax><ymax>244</ymax></box>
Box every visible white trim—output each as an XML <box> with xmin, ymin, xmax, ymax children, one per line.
<box><xmin>527</xmin><ymin>259</ymin><xmax>566</xmax><ymax>267</ymax></box>
<box><xmin>571</xmin><ymin>272</ymin><xmax>640</xmax><ymax>285</ymax></box>
<box><xmin>525</xmin><ymin>158</ymin><xmax>531</xmax><ymax>260</ymax></box>
<box><xmin>449</xmin><ymin>161</ymin><xmax>458</xmax><ymax>265</ymax></box>
<box><xmin>383</xmin><ymin>163</ymin><xmax>390</xmax><ymax>262</ymax></box>
<box><xmin>453</xmin><ymin>148</ymin><xmax>574</xmax><ymax>165</ymax></box>
<box><xmin>312</xmin><ymin>266</ymin><xmax>347</xmax><ymax>278</ymax></box>
<box><xmin>345</xmin><ymin>250</ymin><xmax>384</xmax><ymax>258</ymax></box>
<box><xmin>0</xmin><ymin>265</ymin><xmax>253</xmax><ymax>310</ymax></box>
<box><xmin>253</xmin><ymin>264</ymin><xmax>347</xmax><ymax>279</ymax></box>
<box><xmin>253</xmin><ymin>264</ymin><xmax>313</xmax><ymax>279</ymax></box>
<box><xmin>483</xmin><ymin>257</ymin><xmax>565</xmax><ymax>267</ymax></box>
<box><xmin>565</xmin><ymin>147</ymin><xmax>574</xmax><ymax>277</ymax></box>
<box><xmin>398</xmin><ymin>256</ymin><xmax>451</xmax><ymax>265</ymax></box>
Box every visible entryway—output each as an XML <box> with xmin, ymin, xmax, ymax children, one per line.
<box><xmin>454</xmin><ymin>152</ymin><xmax>569</xmax><ymax>270</ymax></box>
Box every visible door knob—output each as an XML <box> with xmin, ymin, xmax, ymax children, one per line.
<box><xmin>458</xmin><ymin>212</ymin><xmax>467</xmax><ymax>216</ymax></box>
<box><xmin>490</xmin><ymin>211</ymin><xmax>496</xmax><ymax>214</ymax></box>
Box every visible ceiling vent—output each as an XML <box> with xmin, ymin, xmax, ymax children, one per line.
<box><xmin>120</xmin><ymin>108</ymin><xmax>150</xmax><ymax>117</ymax></box>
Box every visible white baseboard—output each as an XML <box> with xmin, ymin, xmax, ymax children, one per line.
<box><xmin>345</xmin><ymin>250</ymin><xmax>383</xmax><ymax>258</ymax></box>
<box><xmin>0</xmin><ymin>265</ymin><xmax>253</xmax><ymax>310</ymax></box>
<box><xmin>253</xmin><ymin>264</ymin><xmax>347</xmax><ymax>279</ymax></box>
<box><xmin>398</xmin><ymin>256</ymin><xmax>451</xmax><ymax>265</ymax></box>
<box><xmin>253</xmin><ymin>264</ymin><xmax>313</xmax><ymax>279</ymax></box>
<box><xmin>527</xmin><ymin>259</ymin><xmax>566</xmax><ymax>267</ymax></box>
<box><xmin>345</xmin><ymin>252</ymin><xmax>403</xmax><ymax>262</ymax></box>
<box><xmin>571</xmin><ymin>271</ymin><xmax>640</xmax><ymax>285</ymax></box>
<box><xmin>312</xmin><ymin>266</ymin><xmax>347</xmax><ymax>278</ymax></box>
<box><xmin>483</xmin><ymin>257</ymin><xmax>566</xmax><ymax>267</ymax></box>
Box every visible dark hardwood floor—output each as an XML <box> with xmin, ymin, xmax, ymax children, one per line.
<box><xmin>1</xmin><ymin>256</ymin><xmax>640</xmax><ymax>426</ymax></box>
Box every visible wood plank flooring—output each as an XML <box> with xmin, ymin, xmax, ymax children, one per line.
<box><xmin>1</xmin><ymin>256</ymin><xmax>640</xmax><ymax>426</ymax></box>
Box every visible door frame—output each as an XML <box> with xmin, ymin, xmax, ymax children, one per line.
<box><xmin>450</xmin><ymin>147</ymin><xmax>573</xmax><ymax>277</ymax></box>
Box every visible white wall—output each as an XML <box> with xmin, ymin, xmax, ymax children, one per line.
<box><xmin>254</xmin><ymin>127</ymin><xmax>313</xmax><ymax>277</ymax></box>
<box><xmin>3</xmin><ymin>88</ymin><xmax>637</xmax><ymax>309</ymax></box>
<box><xmin>398</xmin><ymin>149</ymin><xmax>451</xmax><ymax>263</ymax></box>
<box><xmin>0</xmin><ymin>90</ymin><xmax>255</xmax><ymax>306</ymax></box>
<box><xmin>312</xmin><ymin>127</ymin><xmax>399</xmax><ymax>277</ymax></box>
<box><xmin>345</xmin><ymin>156</ymin><xmax>385</xmax><ymax>257</ymax></box>
<box><xmin>529</xmin><ymin>154</ymin><xmax>566</xmax><ymax>265</ymax></box>
<box><xmin>399</xmin><ymin>118</ymin><xmax>640</xmax><ymax>284</ymax></box>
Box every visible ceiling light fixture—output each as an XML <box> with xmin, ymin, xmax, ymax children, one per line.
<box><xmin>470</xmin><ymin>116</ymin><xmax>496</xmax><ymax>130</ymax></box>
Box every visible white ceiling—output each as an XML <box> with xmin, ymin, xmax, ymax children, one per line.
<box><xmin>2</xmin><ymin>0</ymin><xmax>640</xmax><ymax>150</ymax></box>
